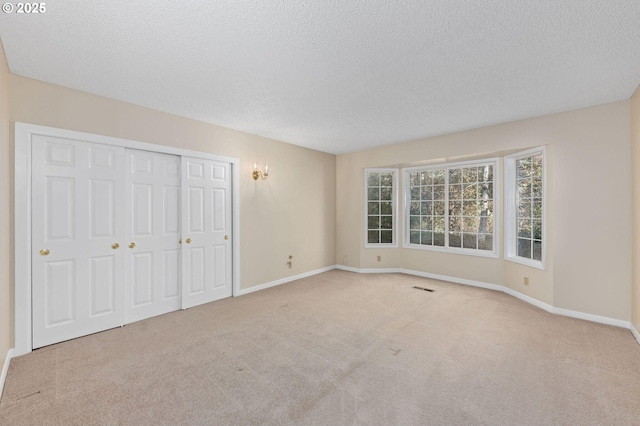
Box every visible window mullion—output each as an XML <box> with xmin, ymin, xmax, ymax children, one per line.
<box><xmin>444</xmin><ymin>167</ymin><xmax>450</xmax><ymax>249</ymax></box>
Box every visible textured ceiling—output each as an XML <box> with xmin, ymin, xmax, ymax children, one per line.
<box><xmin>1</xmin><ymin>1</ymin><xmax>640</xmax><ymax>154</ymax></box>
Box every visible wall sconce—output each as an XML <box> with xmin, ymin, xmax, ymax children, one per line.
<box><xmin>253</xmin><ymin>162</ymin><xmax>269</xmax><ymax>180</ymax></box>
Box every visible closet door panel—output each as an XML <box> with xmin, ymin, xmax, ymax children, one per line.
<box><xmin>182</xmin><ymin>157</ymin><xmax>232</xmax><ymax>308</ymax></box>
<box><xmin>32</xmin><ymin>136</ymin><xmax>126</xmax><ymax>349</ymax></box>
<box><xmin>125</xmin><ymin>150</ymin><xmax>181</xmax><ymax>323</ymax></box>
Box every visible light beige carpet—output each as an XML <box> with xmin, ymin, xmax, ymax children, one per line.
<box><xmin>1</xmin><ymin>270</ymin><xmax>639</xmax><ymax>425</ymax></box>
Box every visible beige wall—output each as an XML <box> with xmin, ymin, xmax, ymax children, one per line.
<box><xmin>0</xmin><ymin>42</ymin><xmax>12</xmax><ymax>367</ymax></box>
<box><xmin>337</xmin><ymin>101</ymin><xmax>631</xmax><ymax>321</ymax></box>
<box><xmin>631</xmin><ymin>85</ymin><xmax>640</xmax><ymax>333</ymax></box>
<box><xmin>4</xmin><ymin>74</ymin><xmax>336</xmax><ymax>349</ymax></box>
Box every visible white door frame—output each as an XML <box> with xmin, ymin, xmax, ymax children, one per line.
<box><xmin>14</xmin><ymin>122</ymin><xmax>241</xmax><ymax>356</ymax></box>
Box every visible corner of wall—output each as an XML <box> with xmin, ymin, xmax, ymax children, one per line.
<box><xmin>630</xmin><ymin>84</ymin><xmax>640</xmax><ymax>333</ymax></box>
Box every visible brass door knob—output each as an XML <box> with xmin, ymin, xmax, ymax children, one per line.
<box><xmin>39</xmin><ymin>249</ymin><xmax>50</xmax><ymax>256</ymax></box>
<box><xmin>112</xmin><ymin>243</ymin><xmax>120</xmax><ymax>250</ymax></box>
<box><xmin>129</xmin><ymin>242</ymin><xmax>136</xmax><ymax>249</ymax></box>
<box><xmin>186</xmin><ymin>238</ymin><xmax>192</xmax><ymax>244</ymax></box>
<box><xmin>224</xmin><ymin>235</ymin><xmax>229</xmax><ymax>240</ymax></box>
<box><xmin>179</xmin><ymin>239</ymin><xmax>182</xmax><ymax>244</ymax></box>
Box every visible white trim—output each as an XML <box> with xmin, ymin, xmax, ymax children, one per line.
<box><xmin>631</xmin><ymin>323</ymin><xmax>640</xmax><ymax>346</ymax></box>
<box><xmin>14</xmin><ymin>122</ymin><xmax>241</xmax><ymax>356</ymax></box>
<box><xmin>0</xmin><ymin>348</ymin><xmax>14</xmax><ymax>400</ymax></box>
<box><xmin>502</xmin><ymin>286</ymin><xmax>554</xmax><ymax>313</ymax></box>
<box><xmin>339</xmin><ymin>266</ymin><xmax>631</xmax><ymax>330</ymax></box>
<box><xmin>237</xmin><ymin>265</ymin><xmax>336</xmax><ymax>296</ymax></box>
<box><xmin>551</xmin><ymin>307</ymin><xmax>630</xmax><ymax>329</ymax></box>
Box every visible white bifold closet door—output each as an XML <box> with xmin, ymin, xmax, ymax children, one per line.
<box><xmin>181</xmin><ymin>157</ymin><xmax>232</xmax><ymax>309</ymax></box>
<box><xmin>125</xmin><ymin>149</ymin><xmax>182</xmax><ymax>323</ymax></box>
<box><xmin>31</xmin><ymin>138</ymin><xmax>233</xmax><ymax>349</ymax></box>
<box><xmin>32</xmin><ymin>136</ymin><xmax>126</xmax><ymax>349</ymax></box>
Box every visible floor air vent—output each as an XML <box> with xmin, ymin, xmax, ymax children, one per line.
<box><xmin>413</xmin><ymin>286</ymin><xmax>435</xmax><ymax>292</ymax></box>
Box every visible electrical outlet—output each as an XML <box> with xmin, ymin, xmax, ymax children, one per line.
<box><xmin>377</xmin><ymin>255</ymin><xmax>381</xmax><ymax>262</ymax></box>
<box><xmin>524</xmin><ymin>276</ymin><xmax>529</xmax><ymax>286</ymax></box>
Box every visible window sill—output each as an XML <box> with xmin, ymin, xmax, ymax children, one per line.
<box><xmin>505</xmin><ymin>255</ymin><xmax>546</xmax><ymax>270</ymax></box>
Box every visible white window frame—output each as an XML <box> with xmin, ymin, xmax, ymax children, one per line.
<box><xmin>402</xmin><ymin>158</ymin><xmax>500</xmax><ymax>258</ymax></box>
<box><xmin>364</xmin><ymin>168</ymin><xmax>399</xmax><ymax>248</ymax></box>
<box><xmin>504</xmin><ymin>147</ymin><xmax>546</xmax><ymax>270</ymax></box>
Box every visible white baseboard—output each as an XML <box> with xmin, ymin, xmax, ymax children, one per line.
<box><xmin>237</xmin><ymin>265</ymin><xmax>336</xmax><ymax>296</ymax></box>
<box><xmin>0</xmin><ymin>348</ymin><xmax>14</xmax><ymax>400</ymax></box>
<box><xmin>336</xmin><ymin>265</ymin><xmax>402</xmax><ymax>274</ymax></box>
<box><xmin>552</xmin><ymin>307</ymin><xmax>630</xmax><ymax>329</ymax></box>
<box><xmin>338</xmin><ymin>265</ymin><xmax>632</xmax><ymax>331</ymax></box>
<box><xmin>631</xmin><ymin>323</ymin><xmax>640</xmax><ymax>345</ymax></box>
<box><xmin>400</xmin><ymin>268</ymin><xmax>504</xmax><ymax>292</ymax></box>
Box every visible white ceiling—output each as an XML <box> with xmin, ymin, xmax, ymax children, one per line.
<box><xmin>1</xmin><ymin>1</ymin><xmax>639</xmax><ymax>155</ymax></box>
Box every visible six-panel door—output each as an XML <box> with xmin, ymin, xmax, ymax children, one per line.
<box><xmin>181</xmin><ymin>157</ymin><xmax>232</xmax><ymax>309</ymax></box>
<box><xmin>126</xmin><ymin>150</ymin><xmax>182</xmax><ymax>323</ymax></box>
<box><xmin>32</xmin><ymin>136</ymin><xmax>126</xmax><ymax>349</ymax></box>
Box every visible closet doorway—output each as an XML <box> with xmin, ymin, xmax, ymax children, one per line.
<box><xmin>15</xmin><ymin>123</ymin><xmax>240</xmax><ymax>354</ymax></box>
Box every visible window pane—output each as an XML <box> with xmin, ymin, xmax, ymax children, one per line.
<box><xmin>532</xmin><ymin>199</ymin><xmax>542</xmax><ymax>218</ymax></box>
<box><xmin>463</xmin><ymin>184</ymin><xmax>477</xmax><ymax>199</ymax></box>
<box><xmin>449</xmin><ymin>216</ymin><xmax>462</xmax><ymax>232</ymax></box>
<box><xmin>368</xmin><ymin>216</ymin><xmax>379</xmax><ymax>229</ymax></box>
<box><xmin>433</xmin><ymin>185</ymin><xmax>445</xmax><ymax>200</ymax></box>
<box><xmin>463</xmin><ymin>201</ymin><xmax>478</xmax><ymax>216</ymax></box>
<box><xmin>410</xmin><ymin>230</ymin><xmax>420</xmax><ymax>244</ymax></box>
<box><xmin>517</xmin><ymin>159</ymin><xmax>531</xmax><ymax>179</ymax></box>
<box><xmin>449</xmin><ymin>201</ymin><xmax>462</xmax><ymax>216</ymax></box>
<box><xmin>533</xmin><ymin>240</ymin><xmax>542</xmax><ymax>261</ymax></box>
<box><xmin>421</xmin><ymin>216</ymin><xmax>432</xmax><ymax>230</ymax></box>
<box><xmin>463</xmin><ymin>233</ymin><xmax>478</xmax><ymax>249</ymax></box>
<box><xmin>380</xmin><ymin>202</ymin><xmax>392</xmax><ymax>215</ymax></box>
<box><xmin>421</xmin><ymin>201</ymin><xmax>431</xmax><ymax>215</ymax></box>
<box><xmin>368</xmin><ymin>231</ymin><xmax>380</xmax><ymax>244</ymax></box>
<box><xmin>421</xmin><ymin>231</ymin><xmax>432</xmax><ymax>245</ymax></box>
<box><xmin>380</xmin><ymin>173</ymin><xmax>393</xmax><ymax>186</ymax></box>
<box><xmin>409</xmin><ymin>216</ymin><xmax>420</xmax><ymax>230</ymax></box>
<box><xmin>367</xmin><ymin>172</ymin><xmax>380</xmax><ymax>186</ymax></box>
<box><xmin>380</xmin><ymin>187</ymin><xmax>392</xmax><ymax>201</ymax></box>
<box><xmin>532</xmin><ymin>220</ymin><xmax>542</xmax><ymax>240</ymax></box>
<box><xmin>433</xmin><ymin>201</ymin><xmax>445</xmax><ymax>216</ymax></box>
<box><xmin>368</xmin><ymin>187</ymin><xmax>380</xmax><ymax>201</ymax></box>
<box><xmin>381</xmin><ymin>216</ymin><xmax>393</xmax><ymax>230</ymax></box>
<box><xmin>410</xmin><ymin>187</ymin><xmax>420</xmax><ymax>200</ymax></box>
<box><xmin>518</xmin><ymin>219</ymin><xmax>531</xmax><ymax>238</ymax></box>
<box><xmin>478</xmin><ymin>234</ymin><xmax>493</xmax><ymax>251</ymax></box>
<box><xmin>368</xmin><ymin>202</ymin><xmax>379</xmax><ymax>215</ymax></box>
<box><xmin>463</xmin><ymin>167</ymin><xmax>478</xmax><ymax>182</ymax></box>
<box><xmin>410</xmin><ymin>201</ymin><xmax>420</xmax><ymax>215</ymax></box>
<box><xmin>433</xmin><ymin>170</ymin><xmax>445</xmax><ymax>185</ymax></box>
<box><xmin>449</xmin><ymin>184</ymin><xmax>462</xmax><ymax>200</ymax></box>
<box><xmin>517</xmin><ymin>238</ymin><xmax>531</xmax><ymax>258</ymax></box>
<box><xmin>449</xmin><ymin>232</ymin><xmax>461</xmax><ymax>247</ymax></box>
<box><xmin>518</xmin><ymin>179</ymin><xmax>532</xmax><ymax>198</ymax></box>
<box><xmin>380</xmin><ymin>231</ymin><xmax>393</xmax><ymax>244</ymax></box>
<box><xmin>421</xmin><ymin>186</ymin><xmax>432</xmax><ymax>200</ymax></box>
<box><xmin>433</xmin><ymin>232</ymin><xmax>445</xmax><ymax>246</ymax></box>
<box><xmin>449</xmin><ymin>168</ymin><xmax>462</xmax><ymax>183</ymax></box>
<box><xmin>434</xmin><ymin>217</ymin><xmax>445</xmax><ymax>232</ymax></box>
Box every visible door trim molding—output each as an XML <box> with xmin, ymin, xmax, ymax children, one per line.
<box><xmin>14</xmin><ymin>122</ymin><xmax>241</xmax><ymax>356</ymax></box>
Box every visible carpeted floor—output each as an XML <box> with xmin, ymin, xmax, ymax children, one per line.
<box><xmin>1</xmin><ymin>270</ymin><xmax>639</xmax><ymax>425</ymax></box>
